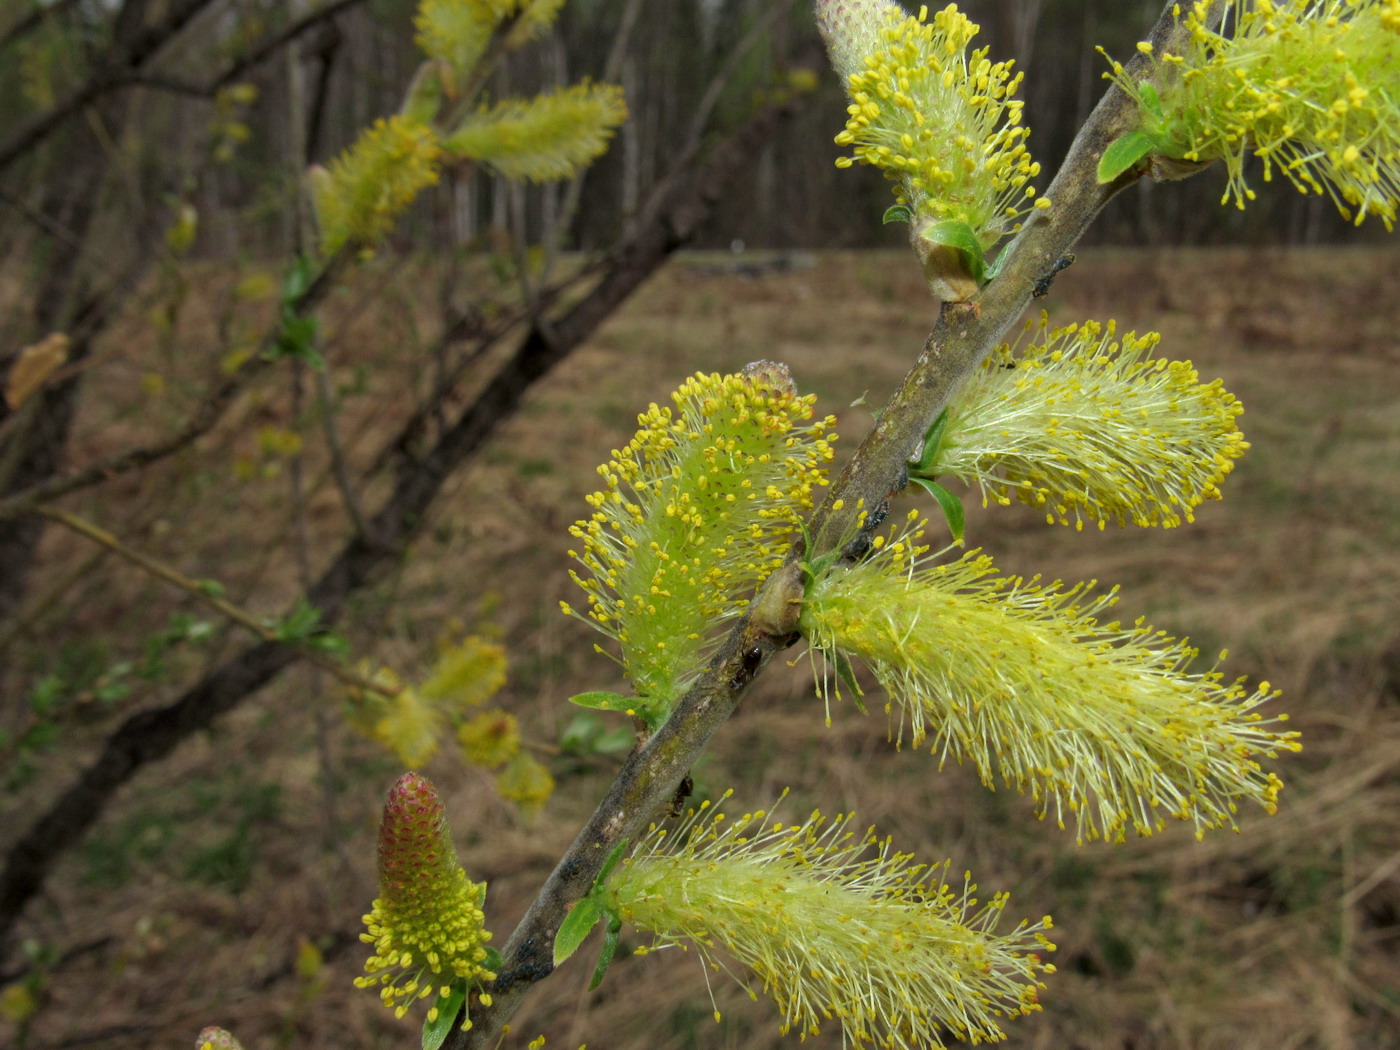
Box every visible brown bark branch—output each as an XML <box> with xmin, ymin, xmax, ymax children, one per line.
<box><xmin>0</xmin><ymin>90</ymin><xmax>806</xmax><ymax>953</ymax></box>
<box><xmin>0</xmin><ymin>0</ymin><xmax>220</xmax><ymax>176</ymax></box>
<box><xmin>451</xmin><ymin>4</ymin><xmax>1220</xmax><ymax>1045</ymax></box>
<box><xmin>0</xmin><ymin>0</ymin><xmax>365</xmax><ymax>174</ymax></box>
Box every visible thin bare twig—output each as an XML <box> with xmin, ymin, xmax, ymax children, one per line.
<box><xmin>34</xmin><ymin>505</ymin><xmax>398</xmax><ymax>701</ymax></box>
<box><xmin>0</xmin><ymin>258</ymin><xmax>344</xmax><ymax>523</ymax></box>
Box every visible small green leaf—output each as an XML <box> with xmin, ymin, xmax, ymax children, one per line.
<box><xmin>912</xmin><ymin>407</ymin><xmax>951</xmax><ymax>477</ymax></box>
<box><xmin>910</xmin><ymin>478</ymin><xmax>965</xmax><ymax>545</ymax></box>
<box><xmin>1097</xmin><ymin>130</ymin><xmax>1155</xmax><ymax>184</ymax></box>
<box><xmin>596</xmin><ymin>840</ymin><xmax>629</xmax><ymax>885</ymax></box>
<box><xmin>482</xmin><ymin>946</ymin><xmax>504</xmax><ymax>972</ymax></box>
<box><xmin>554</xmin><ymin>895</ymin><xmax>602</xmax><ymax>967</ymax></box>
<box><xmin>281</xmin><ymin>255</ymin><xmax>315</xmax><ymax>304</ymax></box>
<box><xmin>568</xmin><ymin>691</ymin><xmax>662</xmax><ymax>731</ymax></box>
<box><xmin>918</xmin><ymin>219</ymin><xmax>988</xmax><ymax>284</ymax></box>
<box><xmin>1138</xmin><ymin>80</ymin><xmax>1164</xmax><ymax>123</ymax></box>
<box><xmin>589</xmin><ymin>916</ymin><xmax>623</xmax><ymax>990</ymax></box>
<box><xmin>881</xmin><ymin>204</ymin><xmax>912</xmax><ymax>225</ymax></box>
<box><xmin>831</xmin><ymin>648</ymin><xmax>865</xmax><ymax>713</ymax></box>
<box><xmin>274</xmin><ymin>598</ymin><xmax>324</xmax><ymax>643</ymax></box>
<box><xmin>270</xmin><ymin>314</ymin><xmax>324</xmax><ymax>368</ymax></box>
<box><xmin>569</xmin><ymin>691</ymin><xmax>639</xmax><ymax>713</ymax></box>
<box><xmin>422</xmin><ymin>984</ymin><xmax>467</xmax><ymax>1050</ymax></box>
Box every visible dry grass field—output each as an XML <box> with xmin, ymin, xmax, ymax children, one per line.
<box><xmin>4</xmin><ymin>246</ymin><xmax>1400</xmax><ymax>1050</ymax></box>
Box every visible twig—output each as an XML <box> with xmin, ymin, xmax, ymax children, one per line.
<box><xmin>451</xmin><ymin>3</ymin><xmax>1219</xmax><ymax>1045</ymax></box>
<box><xmin>0</xmin><ymin>0</ymin><xmax>221</xmax><ymax>176</ymax></box>
<box><xmin>33</xmin><ymin>505</ymin><xmax>398</xmax><ymax>701</ymax></box>
<box><xmin>0</xmin><ymin>257</ymin><xmax>344</xmax><ymax>523</ymax></box>
<box><xmin>313</xmin><ymin>365</ymin><xmax>370</xmax><ymax>535</ymax></box>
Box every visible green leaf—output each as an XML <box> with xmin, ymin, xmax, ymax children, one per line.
<box><xmin>422</xmin><ymin>984</ymin><xmax>467</xmax><ymax>1050</ymax></box>
<box><xmin>274</xmin><ymin>598</ymin><xmax>324</xmax><ymax>643</ymax></box>
<box><xmin>270</xmin><ymin>314</ymin><xmax>324</xmax><ymax>368</ymax></box>
<box><xmin>910</xmin><ymin>478</ymin><xmax>965</xmax><ymax>545</ymax></box>
<box><xmin>918</xmin><ymin>219</ymin><xmax>988</xmax><ymax>284</ymax></box>
<box><xmin>881</xmin><ymin>204</ymin><xmax>912</xmax><ymax>225</ymax></box>
<box><xmin>1097</xmin><ymin>130</ymin><xmax>1155</xmax><ymax>184</ymax></box>
<box><xmin>281</xmin><ymin>255</ymin><xmax>315</xmax><ymax>305</ymax></box>
<box><xmin>568</xmin><ymin>691</ymin><xmax>662</xmax><ymax>731</ymax></box>
<box><xmin>589</xmin><ymin>916</ymin><xmax>623</xmax><ymax>990</ymax></box>
<box><xmin>553</xmin><ymin>895</ymin><xmax>602</xmax><ymax>967</ymax></box>
<box><xmin>308</xmin><ymin>631</ymin><xmax>350</xmax><ymax>658</ymax></box>
<box><xmin>597</xmin><ymin>840</ymin><xmax>629</xmax><ymax>885</ymax></box>
<box><xmin>831</xmin><ymin>648</ymin><xmax>865</xmax><ymax>714</ymax></box>
<box><xmin>912</xmin><ymin>407</ymin><xmax>951</xmax><ymax>477</ymax></box>
<box><xmin>569</xmin><ymin>690</ymin><xmax>639</xmax><ymax>713</ymax></box>
<box><xmin>1138</xmin><ymin>80</ymin><xmax>1165</xmax><ymax>123</ymax></box>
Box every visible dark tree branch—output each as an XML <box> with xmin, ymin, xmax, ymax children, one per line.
<box><xmin>0</xmin><ymin>90</ymin><xmax>807</xmax><ymax>953</ymax></box>
<box><xmin>451</xmin><ymin>4</ymin><xmax>1220</xmax><ymax>1045</ymax></box>
<box><xmin>0</xmin><ymin>0</ymin><xmax>86</xmax><ymax>54</ymax></box>
<box><xmin>0</xmin><ymin>0</ymin><xmax>366</xmax><ymax>175</ymax></box>
<box><xmin>0</xmin><ymin>0</ymin><xmax>220</xmax><ymax>175</ymax></box>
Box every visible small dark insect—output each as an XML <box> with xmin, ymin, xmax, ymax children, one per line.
<box><xmin>866</xmin><ymin>498</ymin><xmax>891</xmax><ymax>532</ymax></box>
<box><xmin>669</xmin><ymin>773</ymin><xmax>694</xmax><ymax>817</ymax></box>
<box><xmin>729</xmin><ymin>644</ymin><xmax>764</xmax><ymax>689</ymax></box>
<box><xmin>1032</xmin><ymin>252</ymin><xmax>1076</xmax><ymax>298</ymax></box>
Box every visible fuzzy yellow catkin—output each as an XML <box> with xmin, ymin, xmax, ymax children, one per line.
<box><xmin>1106</xmin><ymin>0</ymin><xmax>1400</xmax><ymax>225</ymax></box>
<box><xmin>935</xmin><ymin>316</ymin><xmax>1248</xmax><ymax>529</ymax></box>
<box><xmin>415</xmin><ymin>0</ymin><xmax>567</xmax><ymax>75</ymax></box>
<box><xmin>821</xmin><ymin>2</ymin><xmax>1049</xmax><ymax>250</ymax></box>
<box><xmin>606</xmin><ymin>792</ymin><xmax>1055</xmax><ymax>1049</ymax></box>
<box><xmin>311</xmin><ymin>115</ymin><xmax>441</xmax><ymax>255</ymax></box>
<box><xmin>800</xmin><ymin>513</ymin><xmax>1302</xmax><ymax>844</ymax></box>
<box><xmin>442</xmin><ymin>83</ymin><xmax>628</xmax><ymax>182</ymax></box>
<box><xmin>561</xmin><ymin>370</ymin><xmax>834</xmax><ymax>709</ymax></box>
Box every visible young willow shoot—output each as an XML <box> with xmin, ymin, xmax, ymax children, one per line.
<box><xmin>601</xmin><ymin>793</ymin><xmax>1055</xmax><ymax>1049</ymax></box>
<box><xmin>1100</xmin><ymin>0</ymin><xmax>1400</xmax><ymax>226</ymax></box>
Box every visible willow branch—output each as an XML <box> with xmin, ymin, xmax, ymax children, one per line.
<box><xmin>453</xmin><ymin>3</ymin><xmax>1216</xmax><ymax>1045</ymax></box>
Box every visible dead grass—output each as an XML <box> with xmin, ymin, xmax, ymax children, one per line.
<box><xmin>4</xmin><ymin>247</ymin><xmax>1400</xmax><ymax>1050</ymax></box>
